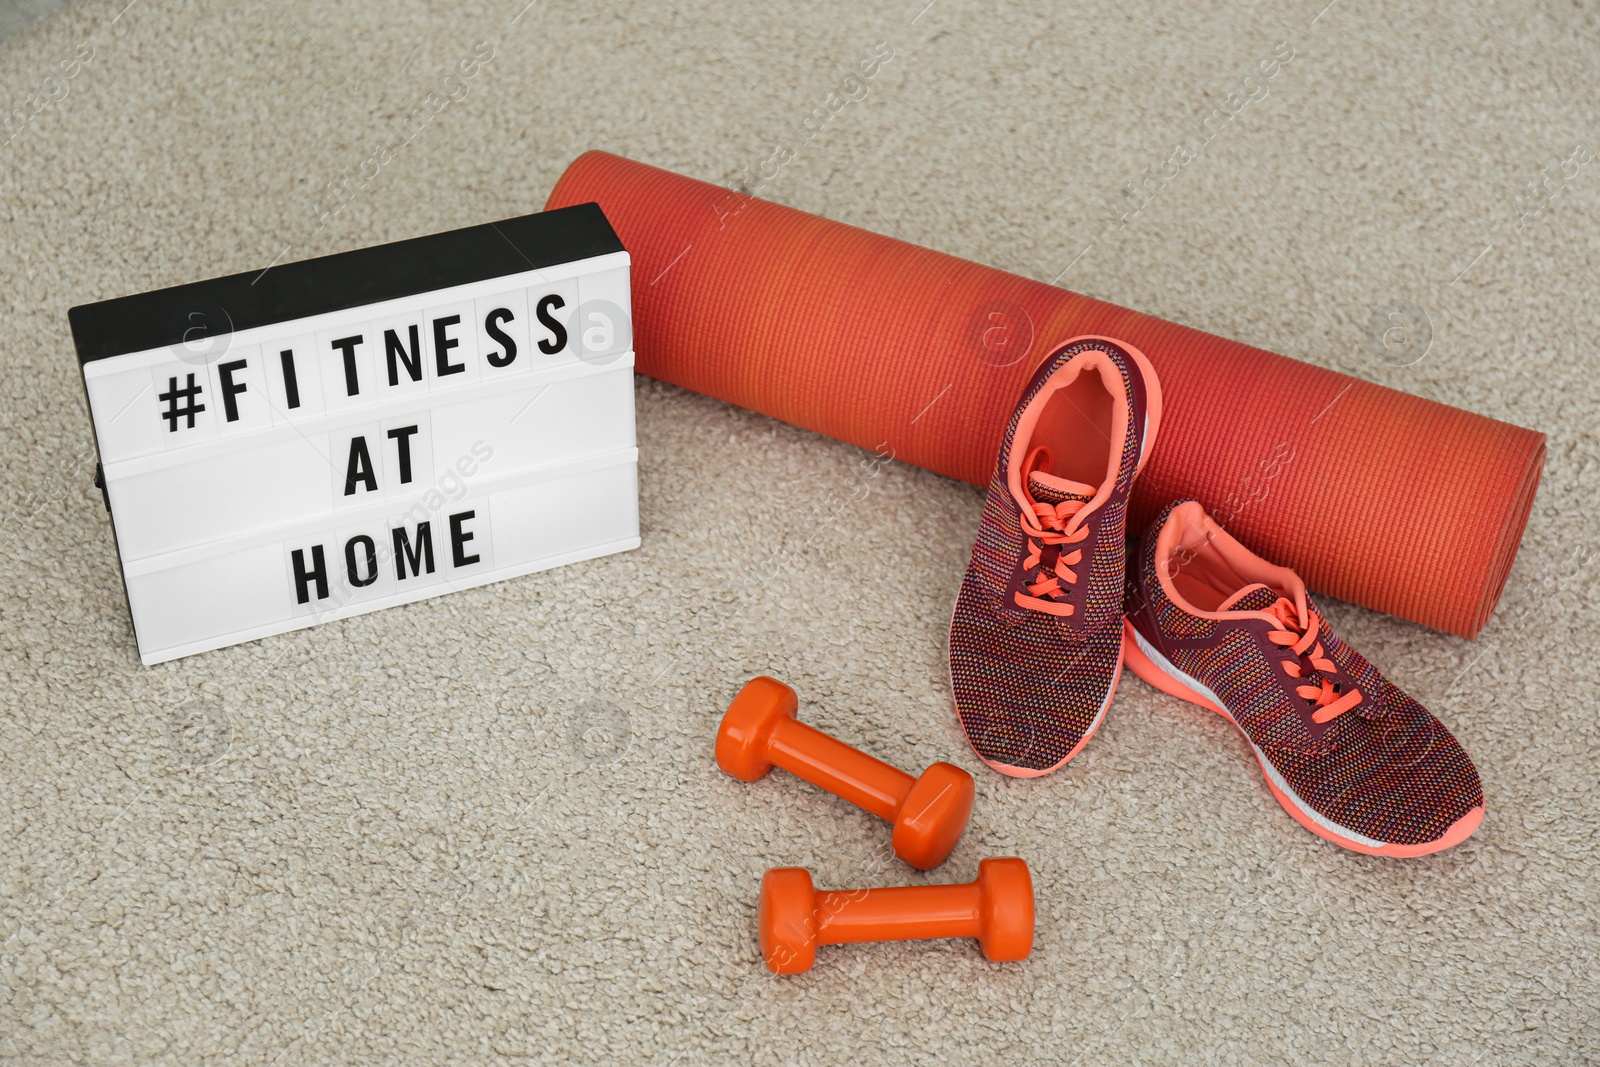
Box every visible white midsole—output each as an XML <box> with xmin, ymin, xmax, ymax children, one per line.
<box><xmin>1129</xmin><ymin>625</ymin><xmax>1388</xmax><ymax>850</ymax></box>
<box><xmin>1085</xmin><ymin>652</ymin><xmax>1119</xmax><ymax>730</ymax></box>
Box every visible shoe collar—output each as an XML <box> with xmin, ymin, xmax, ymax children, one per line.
<box><xmin>1154</xmin><ymin>501</ymin><xmax>1311</xmax><ymax>629</ymax></box>
<box><xmin>1006</xmin><ymin>348</ymin><xmax>1130</xmax><ymax>531</ymax></box>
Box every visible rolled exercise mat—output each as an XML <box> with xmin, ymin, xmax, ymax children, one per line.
<box><xmin>547</xmin><ymin>151</ymin><xmax>1545</xmax><ymax>638</ymax></box>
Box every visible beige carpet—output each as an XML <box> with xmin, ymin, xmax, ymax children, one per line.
<box><xmin>3</xmin><ymin>0</ymin><xmax>1598</xmax><ymax>1062</ymax></box>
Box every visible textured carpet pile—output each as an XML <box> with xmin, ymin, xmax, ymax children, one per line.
<box><xmin>1</xmin><ymin>0</ymin><xmax>1596</xmax><ymax>1063</ymax></box>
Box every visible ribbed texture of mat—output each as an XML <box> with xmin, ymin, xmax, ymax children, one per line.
<box><xmin>546</xmin><ymin>152</ymin><xmax>1545</xmax><ymax>638</ymax></box>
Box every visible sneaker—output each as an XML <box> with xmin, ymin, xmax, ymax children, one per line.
<box><xmin>948</xmin><ymin>336</ymin><xmax>1162</xmax><ymax>777</ymax></box>
<box><xmin>1123</xmin><ymin>500</ymin><xmax>1485</xmax><ymax>856</ymax></box>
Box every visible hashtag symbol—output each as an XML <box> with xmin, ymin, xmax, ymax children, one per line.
<box><xmin>158</xmin><ymin>373</ymin><xmax>207</xmax><ymax>432</ymax></box>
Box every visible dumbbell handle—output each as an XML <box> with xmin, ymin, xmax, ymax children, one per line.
<box><xmin>765</xmin><ymin>716</ymin><xmax>913</xmax><ymax>822</ymax></box>
<box><xmin>813</xmin><ymin>885</ymin><xmax>980</xmax><ymax>945</ymax></box>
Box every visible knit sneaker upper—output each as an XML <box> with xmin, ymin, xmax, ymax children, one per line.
<box><xmin>1126</xmin><ymin>500</ymin><xmax>1485</xmax><ymax>848</ymax></box>
<box><xmin>949</xmin><ymin>337</ymin><xmax>1160</xmax><ymax>775</ymax></box>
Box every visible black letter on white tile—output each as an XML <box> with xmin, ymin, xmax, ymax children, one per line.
<box><xmin>386</xmin><ymin>325</ymin><xmax>423</xmax><ymax>385</ymax></box>
<box><xmin>218</xmin><ymin>359</ymin><xmax>249</xmax><ymax>422</ymax></box>
<box><xmin>536</xmin><ymin>294</ymin><xmax>567</xmax><ymax>355</ymax></box>
<box><xmin>392</xmin><ymin>522</ymin><xmax>435</xmax><ymax>580</ymax></box>
<box><xmin>433</xmin><ymin>314</ymin><xmax>464</xmax><ymax>376</ymax></box>
<box><xmin>449</xmin><ymin>509</ymin><xmax>480</xmax><ymax>568</ymax></box>
<box><xmin>345</xmin><ymin>535</ymin><xmax>378</xmax><ymax>587</ymax></box>
<box><xmin>291</xmin><ymin>545</ymin><xmax>329</xmax><ymax>604</ymax></box>
<box><xmin>344</xmin><ymin>436</ymin><xmax>378</xmax><ymax>495</ymax></box>
<box><xmin>386</xmin><ymin>424</ymin><xmax>419</xmax><ymax>484</ymax></box>
<box><xmin>484</xmin><ymin>307</ymin><xmax>517</xmax><ymax>368</ymax></box>
<box><xmin>331</xmin><ymin>335</ymin><xmax>364</xmax><ymax>396</ymax></box>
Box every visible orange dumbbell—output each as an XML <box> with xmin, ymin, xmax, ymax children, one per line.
<box><xmin>758</xmin><ymin>857</ymin><xmax>1034</xmax><ymax>974</ymax></box>
<box><xmin>716</xmin><ymin>676</ymin><xmax>975</xmax><ymax>870</ymax></box>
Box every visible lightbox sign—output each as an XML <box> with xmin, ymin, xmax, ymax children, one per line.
<box><xmin>70</xmin><ymin>204</ymin><xmax>639</xmax><ymax>664</ymax></box>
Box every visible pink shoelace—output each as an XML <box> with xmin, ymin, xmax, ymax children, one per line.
<box><xmin>1264</xmin><ymin>598</ymin><xmax>1363</xmax><ymax>724</ymax></box>
<box><xmin>1013</xmin><ymin>497</ymin><xmax>1088</xmax><ymax>617</ymax></box>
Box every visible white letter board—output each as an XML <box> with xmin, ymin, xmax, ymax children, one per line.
<box><xmin>69</xmin><ymin>203</ymin><xmax>638</xmax><ymax>664</ymax></box>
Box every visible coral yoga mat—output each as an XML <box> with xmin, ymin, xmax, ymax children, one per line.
<box><xmin>547</xmin><ymin>151</ymin><xmax>1544</xmax><ymax>639</ymax></box>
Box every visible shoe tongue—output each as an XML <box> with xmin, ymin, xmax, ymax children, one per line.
<box><xmin>1026</xmin><ymin>469</ymin><xmax>1096</xmax><ymax>508</ymax></box>
<box><xmin>1217</xmin><ymin>583</ymin><xmax>1284</xmax><ymax>614</ymax></box>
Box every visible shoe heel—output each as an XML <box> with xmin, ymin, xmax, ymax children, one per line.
<box><xmin>1120</xmin><ymin>620</ymin><xmax>1229</xmax><ymax>718</ymax></box>
<box><xmin>1124</xmin><ymin>344</ymin><xmax>1163</xmax><ymax>476</ymax></box>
